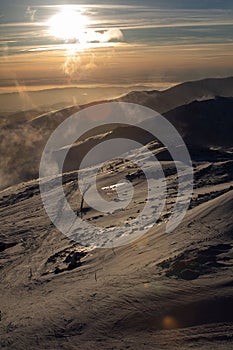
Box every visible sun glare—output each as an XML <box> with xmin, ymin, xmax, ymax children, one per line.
<box><xmin>47</xmin><ymin>9</ymin><xmax>89</xmax><ymax>42</ymax></box>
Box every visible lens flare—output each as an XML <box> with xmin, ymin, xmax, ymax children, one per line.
<box><xmin>162</xmin><ymin>316</ymin><xmax>178</xmax><ymax>329</ymax></box>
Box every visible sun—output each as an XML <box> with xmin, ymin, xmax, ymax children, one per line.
<box><xmin>47</xmin><ymin>9</ymin><xmax>88</xmax><ymax>42</ymax></box>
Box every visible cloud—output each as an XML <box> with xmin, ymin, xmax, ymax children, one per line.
<box><xmin>61</xmin><ymin>28</ymin><xmax>123</xmax><ymax>77</ymax></box>
<box><xmin>62</xmin><ymin>51</ymin><xmax>98</xmax><ymax>77</ymax></box>
<box><xmin>84</xmin><ymin>28</ymin><xmax>124</xmax><ymax>43</ymax></box>
<box><xmin>63</xmin><ymin>55</ymin><xmax>81</xmax><ymax>76</ymax></box>
<box><xmin>26</xmin><ymin>6</ymin><xmax>37</xmax><ymax>22</ymax></box>
<box><xmin>15</xmin><ymin>81</ymin><xmax>36</xmax><ymax>110</ymax></box>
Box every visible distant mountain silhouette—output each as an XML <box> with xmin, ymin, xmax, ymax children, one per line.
<box><xmin>118</xmin><ymin>76</ymin><xmax>233</xmax><ymax>113</ymax></box>
<box><xmin>164</xmin><ymin>96</ymin><xmax>233</xmax><ymax>147</ymax></box>
<box><xmin>61</xmin><ymin>96</ymin><xmax>233</xmax><ymax>173</ymax></box>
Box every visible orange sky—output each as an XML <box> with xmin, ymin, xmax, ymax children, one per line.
<box><xmin>1</xmin><ymin>43</ymin><xmax>233</xmax><ymax>90</ymax></box>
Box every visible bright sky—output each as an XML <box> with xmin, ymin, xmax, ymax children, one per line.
<box><xmin>0</xmin><ymin>0</ymin><xmax>233</xmax><ymax>96</ymax></box>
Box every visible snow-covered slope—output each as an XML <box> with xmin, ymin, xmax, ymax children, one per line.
<box><xmin>0</xmin><ymin>148</ymin><xmax>233</xmax><ymax>349</ymax></box>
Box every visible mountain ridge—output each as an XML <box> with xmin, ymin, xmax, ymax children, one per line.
<box><xmin>0</xmin><ymin>77</ymin><xmax>233</xmax><ymax>190</ymax></box>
